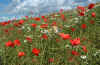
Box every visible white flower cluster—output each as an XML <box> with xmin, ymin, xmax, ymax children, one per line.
<box><xmin>65</xmin><ymin>44</ymin><xmax>72</xmax><ymax>48</ymax></box>
<box><xmin>74</xmin><ymin>17</ymin><xmax>79</xmax><ymax>23</ymax></box>
<box><xmin>80</xmin><ymin>55</ymin><xmax>87</xmax><ymax>59</ymax></box>
<box><xmin>24</xmin><ymin>40</ymin><xmax>27</xmax><ymax>43</ymax></box>
<box><xmin>94</xmin><ymin>50</ymin><xmax>100</xmax><ymax>56</ymax></box>
<box><xmin>40</xmin><ymin>29</ymin><xmax>49</xmax><ymax>34</ymax></box>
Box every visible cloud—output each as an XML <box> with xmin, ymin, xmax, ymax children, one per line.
<box><xmin>0</xmin><ymin>0</ymin><xmax>100</xmax><ymax>22</ymax></box>
<box><xmin>2</xmin><ymin>0</ymin><xmax>98</xmax><ymax>15</ymax></box>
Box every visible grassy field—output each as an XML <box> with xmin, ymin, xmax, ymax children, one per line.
<box><xmin>0</xmin><ymin>3</ymin><xmax>100</xmax><ymax>65</ymax></box>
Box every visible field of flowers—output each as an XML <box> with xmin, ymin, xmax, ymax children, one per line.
<box><xmin>0</xmin><ymin>3</ymin><xmax>100</xmax><ymax>65</ymax></box>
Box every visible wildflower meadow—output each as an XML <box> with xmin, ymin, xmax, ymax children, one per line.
<box><xmin>0</xmin><ymin>3</ymin><xmax>100</xmax><ymax>65</ymax></box>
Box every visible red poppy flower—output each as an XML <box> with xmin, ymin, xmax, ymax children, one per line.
<box><xmin>77</xmin><ymin>6</ymin><xmax>86</xmax><ymax>12</ymax></box>
<box><xmin>4</xmin><ymin>29</ymin><xmax>9</xmax><ymax>33</ymax></box>
<box><xmin>59</xmin><ymin>33</ymin><xmax>71</xmax><ymax>40</ymax></box>
<box><xmin>49</xmin><ymin>58</ymin><xmax>54</xmax><ymax>63</ymax></box>
<box><xmin>91</xmin><ymin>12</ymin><xmax>96</xmax><ymax>17</ymax></box>
<box><xmin>25</xmin><ymin>16</ymin><xmax>28</xmax><ymax>19</ymax></box>
<box><xmin>43</xmin><ymin>18</ymin><xmax>48</xmax><ymax>23</ymax></box>
<box><xmin>1</xmin><ymin>22</ymin><xmax>8</xmax><ymax>26</ymax></box>
<box><xmin>56</xmin><ymin>38</ymin><xmax>60</xmax><ymax>42</ymax></box>
<box><xmin>61</xmin><ymin>14</ymin><xmax>65</xmax><ymax>20</ymax></box>
<box><xmin>71</xmin><ymin>50</ymin><xmax>79</xmax><ymax>56</ymax></box>
<box><xmin>14</xmin><ymin>39</ymin><xmax>21</xmax><ymax>46</ymax></box>
<box><xmin>13</xmin><ymin>23</ymin><xmax>20</xmax><ymax>27</ymax></box>
<box><xmin>40</xmin><ymin>24</ymin><xmax>48</xmax><ymax>28</ymax></box>
<box><xmin>88</xmin><ymin>3</ymin><xmax>95</xmax><ymax>9</ymax></box>
<box><xmin>18</xmin><ymin>52</ymin><xmax>25</xmax><ymax>58</ymax></box>
<box><xmin>41</xmin><ymin>34</ymin><xmax>48</xmax><ymax>40</ymax></box>
<box><xmin>26</xmin><ymin>37</ymin><xmax>32</xmax><ymax>43</ymax></box>
<box><xmin>51</xmin><ymin>21</ymin><xmax>57</xmax><ymax>26</ymax></box>
<box><xmin>9</xmin><ymin>27</ymin><xmax>14</xmax><ymax>31</ymax></box>
<box><xmin>31</xmin><ymin>23</ymin><xmax>37</xmax><ymax>28</ymax></box>
<box><xmin>30</xmin><ymin>16</ymin><xmax>33</xmax><ymax>20</ymax></box>
<box><xmin>68</xmin><ymin>57</ymin><xmax>74</xmax><ymax>62</ymax></box>
<box><xmin>81</xmin><ymin>24</ymin><xmax>87</xmax><ymax>29</ymax></box>
<box><xmin>5</xmin><ymin>41</ymin><xmax>14</xmax><ymax>47</ymax></box>
<box><xmin>34</xmin><ymin>17</ymin><xmax>41</xmax><ymax>21</ymax></box>
<box><xmin>32</xmin><ymin>48</ymin><xmax>40</xmax><ymax>56</ymax></box>
<box><xmin>89</xmin><ymin>20</ymin><xmax>95</xmax><ymax>24</ymax></box>
<box><xmin>8</xmin><ymin>20</ymin><xmax>11</xmax><ymax>24</ymax></box>
<box><xmin>82</xmin><ymin>37</ymin><xmax>87</xmax><ymax>41</ymax></box>
<box><xmin>18</xmin><ymin>20</ymin><xmax>25</xmax><ymax>25</ymax></box>
<box><xmin>82</xmin><ymin>46</ymin><xmax>88</xmax><ymax>53</ymax></box>
<box><xmin>70</xmin><ymin>38</ymin><xmax>80</xmax><ymax>46</ymax></box>
<box><xmin>41</xmin><ymin>16</ymin><xmax>45</xmax><ymax>19</ymax></box>
<box><xmin>59</xmin><ymin>9</ymin><xmax>63</xmax><ymax>13</ymax></box>
<box><xmin>79</xmin><ymin>12</ymin><xmax>85</xmax><ymax>16</ymax></box>
<box><xmin>70</xmin><ymin>27</ymin><xmax>75</xmax><ymax>32</ymax></box>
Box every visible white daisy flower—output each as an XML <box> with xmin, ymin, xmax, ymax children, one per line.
<box><xmin>52</xmin><ymin>26</ymin><xmax>60</xmax><ymax>33</ymax></box>
<box><xmin>65</xmin><ymin>44</ymin><xmax>71</xmax><ymax>48</ymax></box>
<box><xmin>80</xmin><ymin>55</ymin><xmax>87</xmax><ymax>59</ymax></box>
<box><xmin>74</xmin><ymin>17</ymin><xmax>79</xmax><ymax>21</ymax></box>
<box><xmin>41</xmin><ymin>30</ymin><xmax>49</xmax><ymax>34</ymax></box>
<box><xmin>24</xmin><ymin>40</ymin><xmax>27</xmax><ymax>43</ymax></box>
<box><xmin>22</xmin><ymin>26</ymin><xmax>25</xmax><ymax>29</ymax></box>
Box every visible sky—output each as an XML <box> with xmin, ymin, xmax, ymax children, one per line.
<box><xmin>0</xmin><ymin>0</ymin><xmax>10</xmax><ymax>11</ymax></box>
<box><xmin>0</xmin><ymin>0</ymin><xmax>10</xmax><ymax>5</ymax></box>
<box><xmin>0</xmin><ymin>0</ymin><xmax>100</xmax><ymax>22</ymax></box>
